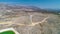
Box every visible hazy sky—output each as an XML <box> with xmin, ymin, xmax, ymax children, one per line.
<box><xmin>0</xmin><ymin>0</ymin><xmax>60</xmax><ymax>9</ymax></box>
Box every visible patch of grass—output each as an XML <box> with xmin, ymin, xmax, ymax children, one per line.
<box><xmin>0</xmin><ymin>30</ymin><xmax>15</xmax><ymax>34</ymax></box>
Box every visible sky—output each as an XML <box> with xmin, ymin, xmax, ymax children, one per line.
<box><xmin>0</xmin><ymin>0</ymin><xmax>60</xmax><ymax>9</ymax></box>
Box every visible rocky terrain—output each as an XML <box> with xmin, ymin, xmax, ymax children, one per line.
<box><xmin>0</xmin><ymin>4</ymin><xmax>60</xmax><ymax>34</ymax></box>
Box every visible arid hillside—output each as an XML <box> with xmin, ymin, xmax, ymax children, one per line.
<box><xmin>0</xmin><ymin>4</ymin><xmax>60</xmax><ymax>34</ymax></box>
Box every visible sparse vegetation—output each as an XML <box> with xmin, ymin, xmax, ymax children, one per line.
<box><xmin>0</xmin><ymin>4</ymin><xmax>60</xmax><ymax>34</ymax></box>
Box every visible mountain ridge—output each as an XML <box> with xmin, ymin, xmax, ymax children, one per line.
<box><xmin>0</xmin><ymin>3</ymin><xmax>60</xmax><ymax>14</ymax></box>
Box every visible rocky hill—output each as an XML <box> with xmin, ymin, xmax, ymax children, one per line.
<box><xmin>0</xmin><ymin>4</ymin><xmax>60</xmax><ymax>34</ymax></box>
